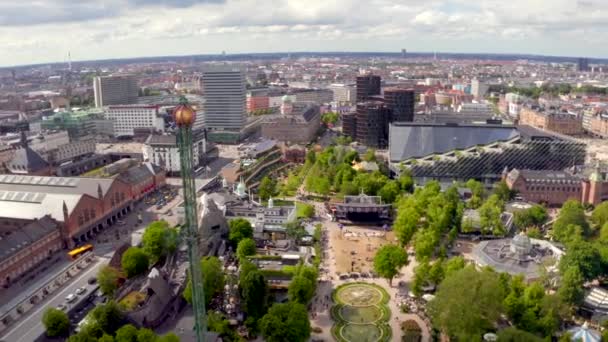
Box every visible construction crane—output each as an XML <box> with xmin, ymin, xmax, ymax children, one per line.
<box><xmin>174</xmin><ymin>96</ymin><xmax>207</xmax><ymax>341</ymax></box>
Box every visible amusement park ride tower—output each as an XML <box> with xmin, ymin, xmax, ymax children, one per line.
<box><xmin>174</xmin><ymin>97</ymin><xmax>207</xmax><ymax>341</ymax></box>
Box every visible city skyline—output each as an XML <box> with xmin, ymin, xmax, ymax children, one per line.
<box><xmin>1</xmin><ymin>0</ymin><xmax>608</xmax><ymax>67</ymax></box>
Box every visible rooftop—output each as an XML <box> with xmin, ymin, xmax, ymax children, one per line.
<box><xmin>389</xmin><ymin>122</ymin><xmax>519</xmax><ymax>162</ymax></box>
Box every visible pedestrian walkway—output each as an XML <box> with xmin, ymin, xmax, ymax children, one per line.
<box><xmin>309</xmin><ymin>220</ymin><xmax>431</xmax><ymax>342</ymax></box>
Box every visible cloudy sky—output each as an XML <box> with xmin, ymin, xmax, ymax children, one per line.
<box><xmin>0</xmin><ymin>0</ymin><xmax>605</xmax><ymax>67</ymax></box>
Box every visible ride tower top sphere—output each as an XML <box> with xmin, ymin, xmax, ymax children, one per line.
<box><xmin>174</xmin><ymin>99</ymin><xmax>196</xmax><ymax>126</ymax></box>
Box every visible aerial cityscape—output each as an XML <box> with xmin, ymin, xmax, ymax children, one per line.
<box><xmin>2</xmin><ymin>1</ymin><xmax>608</xmax><ymax>342</ymax></box>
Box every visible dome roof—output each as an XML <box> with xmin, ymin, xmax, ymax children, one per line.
<box><xmin>236</xmin><ymin>179</ymin><xmax>247</xmax><ymax>197</ymax></box>
<box><xmin>282</xmin><ymin>94</ymin><xmax>292</xmax><ymax>103</ymax></box>
<box><xmin>510</xmin><ymin>232</ymin><xmax>532</xmax><ymax>256</ymax></box>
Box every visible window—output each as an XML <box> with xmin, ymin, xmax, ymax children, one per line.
<box><xmin>78</xmin><ymin>215</ymin><xmax>84</xmax><ymax>225</ymax></box>
<box><xmin>84</xmin><ymin>209</ymin><xmax>90</xmax><ymax>222</ymax></box>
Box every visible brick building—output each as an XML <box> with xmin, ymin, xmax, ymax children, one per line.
<box><xmin>0</xmin><ymin>167</ymin><xmax>165</xmax><ymax>247</ymax></box>
<box><xmin>0</xmin><ymin>216</ymin><xmax>62</xmax><ymax>287</ymax></box>
<box><xmin>247</xmin><ymin>96</ymin><xmax>270</xmax><ymax>113</ymax></box>
<box><xmin>505</xmin><ymin>167</ymin><xmax>608</xmax><ymax>206</ymax></box>
<box><xmin>260</xmin><ymin>102</ymin><xmax>321</xmax><ymax>144</ymax></box>
<box><xmin>519</xmin><ymin>107</ymin><xmax>584</xmax><ymax>135</ymax></box>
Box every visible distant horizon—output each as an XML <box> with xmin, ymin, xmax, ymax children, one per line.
<box><xmin>2</xmin><ymin>50</ymin><xmax>605</xmax><ymax>70</ymax></box>
<box><xmin>3</xmin><ymin>1</ymin><xmax>608</xmax><ymax>67</ymax></box>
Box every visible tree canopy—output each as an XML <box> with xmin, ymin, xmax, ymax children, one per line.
<box><xmin>184</xmin><ymin>256</ymin><xmax>225</xmax><ymax>306</ymax></box>
<box><xmin>228</xmin><ymin>218</ymin><xmax>253</xmax><ymax>246</ymax></box>
<box><xmin>121</xmin><ymin>247</ymin><xmax>149</xmax><ymax>278</ymax></box>
<box><xmin>141</xmin><ymin>221</ymin><xmax>179</xmax><ymax>262</ymax></box>
<box><xmin>259</xmin><ymin>302</ymin><xmax>311</xmax><ymax>342</ymax></box>
<box><xmin>288</xmin><ymin>265</ymin><xmax>318</xmax><ymax>304</ymax></box>
<box><xmin>428</xmin><ymin>266</ymin><xmax>505</xmax><ymax>341</ymax></box>
<box><xmin>98</xmin><ymin>265</ymin><xmax>122</xmax><ymax>296</ymax></box>
<box><xmin>373</xmin><ymin>244</ymin><xmax>408</xmax><ymax>285</ymax></box>
<box><xmin>478</xmin><ymin>194</ymin><xmax>506</xmax><ymax>236</ymax></box>
<box><xmin>240</xmin><ymin>269</ymin><xmax>269</xmax><ymax>321</ymax></box>
<box><xmin>513</xmin><ymin>205</ymin><xmax>548</xmax><ymax>230</ymax></box>
<box><xmin>258</xmin><ymin>176</ymin><xmax>277</xmax><ymax>201</ymax></box>
<box><xmin>553</xmin><ymin>200</ymin><xmax>590</xmax><ymax>242</ymax></box>
<box><xmin>236</xmin><ymin>238</ymin><xmax>257</xmax><ymax>261</ymax></box>
<box><xmin>592</xmin><ymin>201</ymin><xmax>608</xmax><ymax>228</ymax></box>
<box><xmin>42</xmin><ymin>308</ymin><xmax>70</xmax><ymax>337</ymax></box>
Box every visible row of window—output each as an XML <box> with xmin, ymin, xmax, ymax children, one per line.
<box><xmin>0</xmin><ymin>242</ymin><xmax>60</xmax><ymax>273</ymax></box>
<box><xmin>525</xmin><ymin>184</ymin><xmax>580</xmax><ymax>192</ymax></box>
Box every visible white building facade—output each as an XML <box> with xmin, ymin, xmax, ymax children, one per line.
<box><xmin>105</xmin><ymin>105</ymin><xmax>164</xmax><ymax>137</ymax></box>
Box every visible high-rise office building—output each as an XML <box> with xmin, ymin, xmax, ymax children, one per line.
<box><xmin>93</xmin><ymin>75</ymin><xmax>138</xmax><ymax>107</ymax></box>
<box><xmin>356</xmin><ymin>75</ymin><xmax>381</xmax><ymax>102</ymax></box>
<box><xmin>471</xmin><ymin>79</ymin><xmax>489</xmax><ymax>100</ymax></box>
<box><xmin>201</xmin><ymin>66</ymin><xmax>246</xmax><ymax>142</ymax></box>
<box><xmin>355</xmin><ymin>101</ymin><xmax>391</xmax><ymax>149</ymax></box>
<box><xmin>578</xmin><ymin>58</ymin><xmax>590</xmax><ymax>72</ymax></box>
<box><xmin>384</xmin><ymin>88</ymin><xmax>415</xmax><ymax>122</ymax></box>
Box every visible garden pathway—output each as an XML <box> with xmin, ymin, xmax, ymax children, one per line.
<box><xmin>309</xmin><ymin>219</ymin><xmax>431</xmax><ymax>342</ymax></box>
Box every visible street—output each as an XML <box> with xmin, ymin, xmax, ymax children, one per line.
<box><xmin>1</xmin><ymin>259</ymin><xmax>105</xmax><ymax>342</ymax></box>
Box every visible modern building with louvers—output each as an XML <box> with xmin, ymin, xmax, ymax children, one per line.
<box><xmin>389</xmin><ymin>123</ymin><xmax>586</xmax><ymax>185</ymax></box>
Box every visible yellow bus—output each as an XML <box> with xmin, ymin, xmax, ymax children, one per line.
<box><xmin>67</xmin><ymin>244</ymin><xmax>94</xmax><ymax>260</ymax></box>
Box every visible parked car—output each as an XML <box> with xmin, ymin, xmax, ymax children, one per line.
<box><xmin>116</xmin><ymin>220</ymin><xmax>126</xmax><ymax>226</ymax></box>
<box><xmin>65</xmin><ymin>294</ymin><xmax>77</xmax><ymax>303</ymax></box>
<box><xmin>87</xmin><ymin>277</ymin><xmax>97</xmax><ymax>284</ymax></box>
<box><xmin>75</xmin><ymin>287</ymin><xmax>87</xmax><ymax>295</ymax></box>
<box><xmin>56</xmin><ymin>304</ymin><xmax>68</xmax><ymax>311</ymax></box>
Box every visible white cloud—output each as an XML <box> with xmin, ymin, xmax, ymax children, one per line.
<box><xmin>0</xmin><ymin>0</ymin><xmax>607</xmax><ymax>66</ymax></box>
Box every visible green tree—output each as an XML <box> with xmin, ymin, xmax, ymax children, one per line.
<box><xmin>121</xmin><ymin>247</ymin><xmax>149</xmax><ymax>278</ymax></box>
<box><xmin>592</xmin><ymin>201</ymin><xmax>608</xmax><ymax>227</ymax></box>
<box><xmin>288</xmin><ymin>275</ymin><xmax>314</xmax><ymax>304</ymax></box>
<box><xmin>378</xmin><ymin>181</ymin><xmax>401</xmax><ymax>204</ymax></box>
<box><xmin>600</xmin><ymin>222</ymin><xmax>608</xmax><ymax>242</ymax></box>
<box><xmin>241</xmin><ymin>270</ymin><xmax>269</xmax><ymax>320</ymax></box>
<box><xmin>239</xmin><ymin>259</ymin><xmax>258</xmax><ymax>285</ymax></box>
<box><xmin>496</xmin><ymin>327</ymin><xmax>543</xmax><ymax>342</ymax></box>
<box><xmin>98</xmin><ymin>265</ymin><xmax>121</xmax><ymax>296</ymax></box>
<box><xmin>444</xmin><ymin>256</ymin><xmax>466</xmax><ymax>277</ymax></box>
<box><xmin>285</xmin><ymin>221</ymin><xmax>308</xmax><ymax>241</ymax></box>
<box><xmin>558</xmin><ymin>266</ymin><xmax>584</xmax><ymax>305</ymax></box>
<box><xmin>428</xmin><ymin>267</ymin><xmax>505</xmax><ymax>341</ymax></box>
<box><xmin>228</xmin><ymin>218</ymin><xmax>253</xmax><ymax>246</ymax></box>
<box><xmin>398</xmin><ymin>172</ymin><xmax>414</xmax><ymax>193</ymax></box>
<box><xmin>236</xmin><ymin>238</ymin><xmax>257</xmax><ymax>260</ymax></box>
<box><xmin>553</xmin><ymin>200</ymin><xmax>590</xmax><ymax>241</ymax></box>
<box><xmin>373</xmin><ymin>244</ymin><xmax>409</xmax><ymax>286</ymax></box>
<box><xmin>184</xmin><ymin>256</ymin><xmax>225</xmax><ymax>306</ymax></box>
<box><xmin>413</xmin><ymin>228</ymin><xmax>438</xmax><ymax>261</ymax></box>
<box><xmin>99</xmin><ymin>334</ymin><xmax>115</xmax><ymax>342</ymax></box>
<box><xmin>42</xmin><ymin>308</ymin><xmax>70</xmax><ymax>337</ymax></box>
<box><xmin>158</xmin><ymin>333</ymin><xmax>180</xmax><ymax>342</ymax></box>
<box><xmin>465</xmin><ymin>179</ymin><xmax>485</xmax><ymax>209</ymax></box>
<box><xmin>141</xmin><ymin>220</ymin><xmax>175</xmax><ymax>262</ymax></box>
<box><xmin>559</xmin><ymin>241</ymin><xmax>602</xmax><ymax>280</ymax></box>
<box><xmin>479</xmin><ymin>194</ymin><xmax>505</xmax><ymax>235</ymax></box>
<box><xmin>393</xmin><ymin>198</ymin><xmax>420</xmax><ymax>246</ymax></box>
<box><xmin>514</xmin><ymin>205</ymin><xmax>548</xmax><ymax>229</ymax></box>
<box><xmin>296</xmin><ymin>203</ymin><xmax>315</xmax><ymax>219</ymax></box>
<box><xmin>115</xmin><ymin>324</ymin><xmax>138</xmax><ymax>342</ymax></box>
<box><xmin>259</xmin><ymin>302</ymin><xmax>311</xmax><ymax>342</ymax></box>
<box><xmin>137</xmin><ymin>328</ymin><xmax>157</xmax><ymax>342</ymax></box>
<box><xmin>493</xmin><ymin>180</ymin><xmax>513</xmax><ymax>202</ymax></box>
<box><xmin>258</xmin><ymin>176</ymin><xmax>277</xmax><ymax>201</ymax></box>
<box><xmin>89</xmin><ymin>301</ymin><xmax>124</xmax><ymax>335</ymax></box>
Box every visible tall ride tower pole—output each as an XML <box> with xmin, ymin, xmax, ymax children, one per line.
<box><xmin>174</xmin><ymin>97</ymin><xmax>207</xmax><ymax>341</ymax></box>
